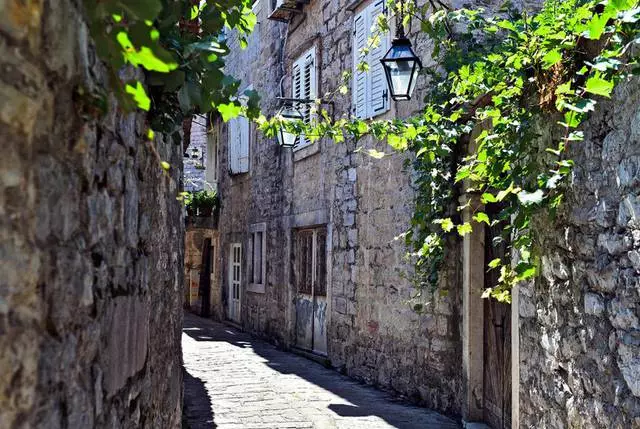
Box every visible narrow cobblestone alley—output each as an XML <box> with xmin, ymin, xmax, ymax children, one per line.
<box><xmin>182</xmin><ymin>313</ymin><xmax>460</xmax><ymax>429</ymax></box>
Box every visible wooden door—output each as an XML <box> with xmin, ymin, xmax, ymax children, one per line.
<box><xmin>228</xmin><ymin>243</ymin><xmax>242</xmax><ymax>323</ymax></box>
<box><xmin>483</xmin><ymin>221</ymin><xmax>511</xmax><ymax>429</ymax></box>
<box><xmin>294</xmin><ymin>228</ymin><xmax>328</xmax><ymax>355</ymax></box>
<box><xmin>199</xmin><ymin>238</ymin><xmax>212</xmax><ymax>317</ymax></box>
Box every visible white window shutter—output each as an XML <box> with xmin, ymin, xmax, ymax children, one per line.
<box><xmin>353</xmin><ymin>1</ymin><xmax>389</xmax><ymax>119</ymax></box>
<box><xmin>292</xmin><ymin>63</ymin><xmax>302</xmax><ymax>100</ymax></box>
<box><xmin>238</xmin><ymin>117</ymin><xmax>249</xmax><ymax>173</ymax></box>
<box><xmin>369</xmin><ymin>0</ymin><xmax>389</xmax><ymax>116</ymax></box>
<box><xmin>291</xmin><ymin>47</ymin><xmax>316</xmax><ymax>149</ymax></box>
<box><xmin>353</xmin><ymin>10</ymin><xmax>368</xmax><ymax>119</ymax></box>
<box><xmin>228</xmin><ymin>118</ymin><xmax>237</xmax><ymax>173</ymax></box>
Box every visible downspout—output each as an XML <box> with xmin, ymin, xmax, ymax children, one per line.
<box><xmin>279</xmin><ymin>20</ymin><xmax>290</xmax><ymax>98</ymax></box>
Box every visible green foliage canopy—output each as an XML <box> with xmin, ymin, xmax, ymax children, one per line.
<box><xmin>83</xmin><ymin>0</ymin><xmax>260</xmax><ymax>142</ymax></box>
<box><xmin>259</xmin><ymin>0</ymin><xmax>640</xmax><ymax>302</ymax></box>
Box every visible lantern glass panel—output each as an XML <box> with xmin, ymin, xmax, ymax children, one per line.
<box><xmin>381</xmin><ymin>39</ymin><xmax>422</xmax><ymax>100</ymax></box>
<box><xmin>277</xmin><ymin>104</ymin><xmax>303</xmax><ymax>148</ymax></box>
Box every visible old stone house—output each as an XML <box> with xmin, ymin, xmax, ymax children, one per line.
<box><xmin>189</xmin><ymin>0</ymin><xmax>640</xmax><ymax>428</ymax></box>
<box><xmin>183</xmin><ymin>117</ymin><xmax>220</xmax><ymax>314</ymax></box>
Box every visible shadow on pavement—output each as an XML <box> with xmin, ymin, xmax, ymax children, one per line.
<box><xmin>182</xmin><ymin>312</ymin><xmax>461</xmax><ymax>429</ymax></box>
<box><xmin>183</xmin><ymin>369</ymin><xmax>216</xmax><ymax>429</ymax></box>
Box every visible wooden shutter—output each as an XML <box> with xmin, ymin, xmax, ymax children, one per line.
<box><xmin>238</xmin><ymin>116</ymin><xmax>249</xmax><ymax>173</ymax></box>
<box><xmin>353</xmin><ymin>10</ymin><xmax>368</xmax><ymax>119</ymax></box>
<box><xmin>292</xmin><ymin>48</ymin><xmax>316</xmax><ymax>148</ymax></box>
<box><xmin>228</xmin><ymin>117</ymin><xmax>249</xmax><ymax>174</ymax></box>
<box><xmin>228</xmin><ymin>118</ymin><xmax>238</xmax><ymax>173</ymax></box>
<box><xmin>369</xmin><ymin>0</ymin><xmax>388</xmax><ymax>116</ymax></box>
<box><xmin>353</xmin><ymin>0</ymin><xmax>389</xmax><ymax>119</ymax></box>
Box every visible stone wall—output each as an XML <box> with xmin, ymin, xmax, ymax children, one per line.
<box><xmin>0</xmin><ymin>1</ymin><xmax>183</xmax><ymax>428</ymax></box>
<box><xmin>213</xmin><ymin>0</ymin><xmax>640</xmax><ymax>426</ymax></box>
<box><xmin>214</xmin><ymin>0</ymin><xmax>464</xmax><ymax>415</ymax></box>
<box><xmin>518</xmin><ymin>79</ymin><xmax>640</xmax><ymax>428</ymax></box>
<box><xmin>216</xmin><ymin>0</ymin><xmax>291</xmax><ymax>343</ymax></box>
<box><xmin>184</xmin><ymin>115</ymin><xmax>208</xmax><ymax>192</ymax></box>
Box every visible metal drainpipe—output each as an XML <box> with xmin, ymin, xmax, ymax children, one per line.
<box><xmin>278</xmin><ymin>19</ymin><xmax>290</xmax><ymax>98</ymax></box>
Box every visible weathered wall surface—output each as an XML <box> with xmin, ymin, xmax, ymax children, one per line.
<box><xmin>519</xmin><ymin>79</ymin><xmax>640</xmax><ymax>428</ymax></box>
<box><xmin>184</xmin><ymin>221</ymin><xmax>219</xmax><ymax>315</ymax></box>
<box><xmin>214</xmin><ymin>0</ymin><xmax>640</xmax><ymax>426</ymax></box>
<box><xmin>184</xmin><ymin>116</ymin><xmax>208</xmax><ymax>192</ymax></box>
<box><xmin>216</xmin><ymin>0</ymin><xmax>291</xmax><ymax>343</ymax></box>
<box><xmin>215</xmin><ymin>0</ymin><xmax>463</xmax><ymax>416</ymax></box>
<box><xmin>0</xmin><ymin>1</ymin><xmax>183</xmax><ymax>428</ymax></box>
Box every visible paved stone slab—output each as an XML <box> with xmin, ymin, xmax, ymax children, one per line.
<box><xmin>182</xmin><ymin>312</ymin><xmax>461</xmax><ymax>429</ymax></box>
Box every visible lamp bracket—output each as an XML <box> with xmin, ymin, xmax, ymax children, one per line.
<box><xmin>277</xmin><ymin>97</ymin><xmax>335</xmax><ymax>120</ymax></box>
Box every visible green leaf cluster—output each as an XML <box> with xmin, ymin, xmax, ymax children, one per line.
<box><xmin>258</xmin><ymin>0</ymin><xmax>640</xmax><ymax>302</ymax></box>
<box><xmin>84</xmin><ymin>0</ymin><xmax>260</xmax><ymax>142</ymax></box>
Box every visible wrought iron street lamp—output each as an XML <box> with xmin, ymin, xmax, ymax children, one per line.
<box><xmin>380</xmin><ymin>5</ymin><xmax>422</xmax><ymax>101</ymax></box>
<box><xmin>275</xmin><ymin>97</ymin><xmax>334</xmax><ymax>148</ymax></box>
<box><xmin>276</xmin><ymin>100</ymin><xmax>304</xmax><ymax>148</ymax></box>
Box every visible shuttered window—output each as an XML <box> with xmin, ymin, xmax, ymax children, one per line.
<box><xmin>353</xmin><ymin>0</ymin><xmax>390</xmax><ymax>119</ymax></box>
<box><xmin>291</xmin><ymin>47</ymin><xmax>317</xmax><ymax>149</ymax></box>
<box><xmin>228</xmin><ymin>116</ymin><xmax>250</xmax><ymax>174</ymax></box>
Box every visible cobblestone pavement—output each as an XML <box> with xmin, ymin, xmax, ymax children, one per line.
<box><xmin>182</xmin><ymin>312</ymin><xmax>461</xmax><ymax>429</ymax></box>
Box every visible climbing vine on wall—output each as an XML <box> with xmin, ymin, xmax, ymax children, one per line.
<box><xmin>83</xmin><ymin>0</ymin><xmax>260</xmax><ymax>144</ymax></box>
<box><xmin>259</xmin><ymin>0</ymin><xmax>640</xmax><ymax>302</ymax></box>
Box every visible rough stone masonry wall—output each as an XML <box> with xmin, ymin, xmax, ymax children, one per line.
<box><xmin>216</xmin><ymin>0</ymin><xmax>291</xmax><ymax>341</ymax></box>
<box><xmin>218</xmin><ymin>0</ymin><xmax>465</xmax><ymax>415</ymax></box>
<box><xmin>304</xmin><ymin>0</ymin><xmax>463</xmax><ymax>414</ymax></box>
<box><xmin>519</xmin><ymin>79</ymin><xmax>640</xmax><ymax>428</ymax></box>
<box><xmin>0</xmin><ymin>1</ymin><xmax>183</xmax><ymax>428</ymax></box>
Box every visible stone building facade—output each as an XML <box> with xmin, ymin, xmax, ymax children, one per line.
<box><xmin>1</xmin><ymin>1</ymin><xmax>183</xmax><ymax>428</ymax></box>
<box><xmin>205</xmin><ymin>0</ymin><xmax>640</xmax><ymax>428</ymax></box>
<box><xmin>183</xmin><ymin>117</ymin><xmax>220</xmax><ymax>315</ymax></box>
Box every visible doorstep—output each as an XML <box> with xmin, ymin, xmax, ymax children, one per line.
<box><xmin>290</xmin><ymin>345</ymin><xmax>331</xmax><ymax>367</ymax></box>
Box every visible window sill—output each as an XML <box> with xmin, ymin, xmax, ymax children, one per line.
<box><xmin>247</xmin><ymin>283</ymin><xmax>265</xmax><ymax>294</ymax></box>
<box><xmin>293</xmin><ymin>142</ymin><xmax>320</xmax><ymax>162</ymax></box>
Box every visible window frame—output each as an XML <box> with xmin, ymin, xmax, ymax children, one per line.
<box><xmin>294</xmin><ymin>227</ymin><xmax>327</xmax><ymax>297</ymax></box>
<box><xmin>247</xmin><ymin>223</ymin><xmax>267</xmax><ymax>293</ymax></box>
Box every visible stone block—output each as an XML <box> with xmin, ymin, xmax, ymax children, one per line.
<box><xmin>618</xmin><ymin>194</ymin><xmax>640</xmax><ymax>228</ymax></box>
<box><xmin>597</xmin><ymin>233</ymin><xmax>632</xmax><ymax>256</ymax></box>
<box><xmin>628</xmin><ymin>250</ymin><xmax>640</xmax><ymax>271</ymax></box>
<box><xmin>344</xmin><ymin>213</ymin><xmax>355</xmax><ymax>226</ymax></box>
<box><xmin>104</xmin><ymin>296</ymin><xmax>150</xmax><ymax>397</ymax></box>
<box><xmin>0</xmin><ymin>83</ymin><xmax>41</xmax><ymax>137</ymax></box>
<box><xmin>608</xmin><ymin>299</ymin><xmax>639</xmax><ymax>331</ymax></box>
<box><xmin>347</xmin><ymin>168</ymin><xmax>357</xmax><ymax>182</ymax></box>
<box><xmin>0</xmin><ymin>0</ymin><xmax>42</xmax><ymax>45</ymax></box>
<box><xmin>584</xmin><ymin>293</ymin><xmax>605</xmax><ymax>316</ymax></box>
<box><xmin>617</xmin><ymin>343</ymin><xmax>640</xmax><ymax>396</ymax></box>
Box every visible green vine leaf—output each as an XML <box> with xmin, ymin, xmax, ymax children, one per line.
<box><xmin>217</xmin><ymin>103</ymin><xmax>243</xmax><ymax>122</ymax></box>
<box><xmin>585</xmin><ymin>74</ymin><xmax>615</xmax><ymax>98</ymax></box>
<box><xmin>473</xmin><ymin>212</ymin><xmax>490</xmax><ymax>225</ymax></box>
<box><xmin>125</xmin><ymin>81</ymin><xmax>151</xmax><ymax>111</ymax></box>
<box><xmin>457</xmin><ymin>223</ymin><xmax>473</xmax><ymax>236</ymax></box>
<box><xmin>542</xmin><ymin>49</ymin><xmax>562</xmax><ymax>69</ymax></box>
